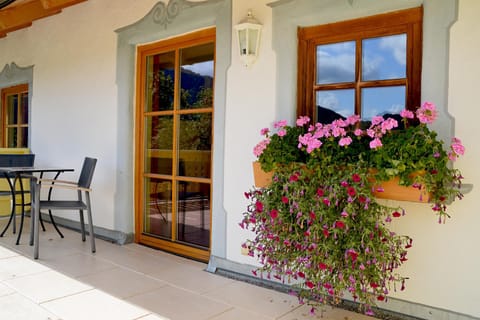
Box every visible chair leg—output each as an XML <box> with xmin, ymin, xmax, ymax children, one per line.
<box><xmin>79</xmin><ymin>209</ymin><xmax>86</xmax><ymax>242</ymax></box>
<box><xmin>77</xmin><ymin>190</ymin><xmax>86</xmax><ymax>241</ymax></box>
<box><xmin>85</xmin><ymin>192</ymin><xmax>95</xmax><ymax>253</ymax></box>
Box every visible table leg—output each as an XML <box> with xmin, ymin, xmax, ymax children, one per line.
<box><xmin>0</xmin><ymin>175</ymin><xmax>17</xmax><ymax>237</ymax></box>
<box><xmin>33</xmin><ymin>182</ymin><xmax>40</xmax><ymax>259</ymax></box>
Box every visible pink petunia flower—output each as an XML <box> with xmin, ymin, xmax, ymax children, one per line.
<box><xmin>269</xmin><ymin>209</ymin><xmax>278</xmax><ymax>219</ymax></box>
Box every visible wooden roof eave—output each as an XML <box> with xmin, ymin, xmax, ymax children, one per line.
<box><xmin>0</xmin><ymin>0</ymin><xmax>87</xmax><ymax>37</ymax></box>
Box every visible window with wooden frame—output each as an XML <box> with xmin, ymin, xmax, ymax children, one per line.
<box><xmin>297</xmin><ymin>7</ymin><xmax>422</xmax><ymax>124</ymax></box>
<box><xmin>0</xmin><ymin>84</ymin><xmax>29</xmax><ymax>148</ymax></box>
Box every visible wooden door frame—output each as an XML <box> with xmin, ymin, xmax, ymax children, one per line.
<box><xmin>134</xmin><ymin>28</ymin><xmax>215</xmax><ymax>262</ymax></box>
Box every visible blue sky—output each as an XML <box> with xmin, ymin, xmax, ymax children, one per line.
<box><xmin>316</xmin><ymin>34</ymin><xmax>406</xmax><ymax>120</ymax></box>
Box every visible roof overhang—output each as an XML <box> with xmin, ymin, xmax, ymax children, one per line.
<box><xmin>0</xmin><ymin>0</ymin><xmax>87</xmax><ymax>38</ymax></box>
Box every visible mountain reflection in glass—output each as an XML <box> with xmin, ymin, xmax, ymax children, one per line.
<box><xmin>316</xmin><ymin>89</ymin><xmax>355</xmax><ymax>124</ymax></box>
<box><xmin>361</xmin><ymin>86</ymin><xmax>406</xmax><ymax>121</ymax></box>
<box><xmin>180</xmin><ymin>43</ymin><xmax>214</xmax><ymax>110</ymax></box>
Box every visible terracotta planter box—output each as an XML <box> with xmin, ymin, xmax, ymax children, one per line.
<box><xmin>252</xmin><ymin>161</ymin><xmax>273</xmax><ymax>188</ymax></box>
<box><xmin>372</xmin><ymin>175</ymin><xmax>430</xmax><ymax>203</ymax></box>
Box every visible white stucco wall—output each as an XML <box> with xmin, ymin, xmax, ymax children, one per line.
<box><xmin>0</xmin><ymin>0</ymin><xmax>158</xmax><ymax>229</ymax></box>
<box><xmin>224</xmin><ymin>0</ymin><xmax>276</xmax><ymax>266</ymax></box>
<box><xmin>0</xmin><ymin>0</ymin><xmax>478</xmax><ymax>318</ymax></box>
<box><xmin>225</xmin><ymin>0</ymin><xmax>480</xmax><ymax>318</ymax></box>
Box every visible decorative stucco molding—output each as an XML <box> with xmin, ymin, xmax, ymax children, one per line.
<box><xmin>0</xmin><ymin>62</ymin><xmax>32</xmax><ymax>82</ymax></box>
<box><xmin>151</xmin><ymin>0</ymin><xmax>224</xmax><ymax>28</ymax></box>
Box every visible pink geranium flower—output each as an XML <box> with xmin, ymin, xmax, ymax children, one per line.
<box><xmin>400</xmin><ymin>109</ymin><xmax>414</xmax><ymax>119</ymax></box>
<box><xmin>339</xmin><ymin>136</ymin><xmax>352</xmax><ymax>147</ymax></box>
<box><xmin>416</xmin><ymin>101</ymin><xmax>438</xmax><ymax>124</ymax></box>
<box><xmin>296</xmin><ymin>116</ymin><xmax>310</xmax><ymax>126</ymax></box>
<box><xmin>273</xmin><ymin>120</ymin><xmax>288</xmax><ymax>128</ymax></box>
<box><xmin>369</xmin><ymin>137</ymin><xmax>383</xmax><ymax>149</ymax></box>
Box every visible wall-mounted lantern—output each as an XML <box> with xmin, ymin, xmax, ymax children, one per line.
<box><xmin>234</xmin><ymin>10</ymin><xmax>262</xmax><ymax>68</ymax></box>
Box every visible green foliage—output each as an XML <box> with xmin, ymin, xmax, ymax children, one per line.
<box><xmin>245</xmin><ymin>104</ymin><xmax>466</xmax><ymax>315</ymax></box>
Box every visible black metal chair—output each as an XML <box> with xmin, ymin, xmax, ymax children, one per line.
<box><xmin>32</xmin><ymin>157</ymin><xmax>97</xmax><ymax>259</ymax></box>
<box><xmin>0</xmin><ymin>154</ymin><xmax>35</xmax><ymax>243</ymax></box>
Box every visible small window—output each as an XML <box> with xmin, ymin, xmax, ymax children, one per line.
<box><xmin>297</xmin><ymin>7</ymin><xmax>422</xmax><ymax>124</ymax></box>
<box><xmin>0</xmin><ymin>84</ymin><xmax>29</xmax><ymax>148</ymax></box>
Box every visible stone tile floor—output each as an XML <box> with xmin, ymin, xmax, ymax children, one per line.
<box><xmin>0</xmin><ymin>218</ymin><xmax>375</xmax><ymax>320</ymax></box>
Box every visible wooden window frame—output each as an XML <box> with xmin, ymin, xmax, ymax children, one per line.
<box><xmin>0</xmin><ymin>83</ymin><xmax>29</xmax><ymax>148</ymax></box>
<box><xmin>297</xmin><ymin>7</ymin><xmax>423</xmax><ymax>120</ymax></box>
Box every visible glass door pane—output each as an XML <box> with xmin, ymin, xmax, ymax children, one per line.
<box><xmin>176</xmin><ymin>181</ymin><xmax>210</xmax><ymax>248</ymax></box>
<box><xmin>144</xmin><ymin>178</ymin><xmax>172</xmax><ymax>239</ymax></box>
<box><xmin>145</xmin><ymin>51</ymin><xmax>175</xmax><ymax>112</ymax></box>
<box><xmin>179</xmin><ymin>43</ymin><xmax>214</xmax><ymax>110</ymax></box>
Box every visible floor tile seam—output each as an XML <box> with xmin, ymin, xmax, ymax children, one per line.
<box><xmin>193</xmin><ymin>277</ymin><xmax>237</xmax><ymax>296</ymax></box>
<box><xmin>132</xmin><ymin>312</ymin><xmax>166</xmax><ymax>320</ymax></box>
<box><xmin>77</xmin><ymin>262</ymin><xmax>175</xmax><ymax>286</ymax></box>
<box><xmin>273</xmin><ymin>303</ymin><xmax>305</xmax><ymax>320</ymax></box>
<box><xmin>43</xmin><ymin>262</ymin><xmax>119</xmax><ymax>280</ymax></box>
<box><xmin>0</xmin><ymin>267</ymin><xmax>52</xmax><ymax>283</ymax></box>
<box><xmin>203</xmin><ymin>306</ymin><xmax>236</xmax><ymax>320</ymax></box>
<box><xmin>24</xmin><ymin>286</ymin><xmax>94</xmax><ymax>305</ymax></box>
<box><xmin>4</xmin><ymin>291</ymin><xmax>64</xmax><ymax>320</ymax></box>
<box><xmin>124</xmin><ymin>283</ymin><xmax>236</xmax><ymax>310</ymax></box>
<box><xmin>111</xmin><ymin>283</ymin><xmax>171</xmax><ymax>301</ymax></box>
<box><xmin>40</xmin><ymin>285</ymin><xmax>155</xmax><ymax>317</ymax></box>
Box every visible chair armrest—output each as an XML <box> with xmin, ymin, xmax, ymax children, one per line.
<box><xmin>37</xmin><ymin>178</ymin><xmax>77</xmax><ymax>185</ymax></box>
<box><xmin>40</xmin><ymin>182</ymin><xmax>91</xmax><ymax>193</ymax></box>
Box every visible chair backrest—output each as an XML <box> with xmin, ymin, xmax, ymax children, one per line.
<box><xmin>0</xmin><ymin>154</ymin><xmax>35</xmax><ymax>167</ymax></box>
<box><xmin>77</xmin><ymin>157</ymin><xmax>97</xmax><ymax>189</ymax></box>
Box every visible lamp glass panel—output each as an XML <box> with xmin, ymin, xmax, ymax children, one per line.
<box><xmin>247</xmin><ymin>29</ymin><xmax>259</xmax><ymax>55</ymax></box>
<box><xmin>237</xmin><ymin>29</ymin><xmax>247</xmax><ymax>55</ymax></box>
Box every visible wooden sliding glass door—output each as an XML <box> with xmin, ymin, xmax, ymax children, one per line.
<box><xmin>135</xmin><ymin>28</ymin><xmax>215</xmax><ymax>261</ymax></box>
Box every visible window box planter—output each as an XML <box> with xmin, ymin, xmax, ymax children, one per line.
<box><xmin>252</xmin><ymin>161</ymin><xmax>273</xmax><ymax>188</ymax></box>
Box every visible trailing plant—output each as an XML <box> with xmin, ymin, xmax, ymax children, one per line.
<box><xmin>242</xmin><ymin>102</ymin><xmax>466</xmax><ymax>315</ymax></box>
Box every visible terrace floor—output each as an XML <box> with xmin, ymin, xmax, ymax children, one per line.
<box><xmin>0</xmin><ymin>217</ymin><xmax>375</xmax><ymax>320</ymax></box>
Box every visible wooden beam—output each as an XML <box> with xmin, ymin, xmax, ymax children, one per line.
<box><xmin>0</xmin><ymin>0</ymin><xmax>86</xmax><ymax>37</ymax></box>
<box><xmin>40</xmin><ymin>0</ymin><xmax>85</xmax><ymax>10</ymax></box>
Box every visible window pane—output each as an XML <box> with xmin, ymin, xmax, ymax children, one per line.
<box><xmin>178</xmin><ymin>113</ymin><xmax>212</xmax><ymax>178</ymax></box>
<box><xmin>6</xmin><ymin>95</ymin><xmax>18</xmax><ymax>125</ymax></box>
<box><xmin>361</xmin><ymin>86</ymin><xmax>406</xmax><ymax>121</ymax></box>
<box><xmin>146</xmin><ymin>115</ymin><xmax>173</xmax><ymax>175</ymax></box>
<box><xmin>180</xmin><ymin>43</ymin><xmax>214</xmax><ymax>110</ymax></box>
<box><xmin>20</xmin><ymin>92</ymin><xmax>28</xmax><ymax>125</ymax></box>
<box><xmin>316</xmin><ymin>89</ymin><xmax>355</xmax><ymax>123</ymax></box>
<box><xmin>145</xmin><ymin>51</ymin><xmax>175</xmax><ymax>112</ymax></box>
<box><xmin>316</xmin><ymin>41</ymin><xmax>355</xmax><ymax>84</ymax></box>
<box><xmin>6</xmin><ymin>128</ymin><xmax>16</xmax><ymax>148</ymax></box>
<box><xmin>362</xmin><ymin>34</ymin><xmax>406</xmax><ymax>81</ymax></box>
<box><xmin>144</xmin><ymin>177</ymin><xmax>172</xmax><ymax>239</ymax></box>
<box><xmin>20</xmin><ymin>127</ymin><xmax>28</xmax><ymax>148</ymax></box>
<box><xmin>176</xmin><ymin>181</ymin><xmax>210</xmax><ymax>248</ymax></box>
